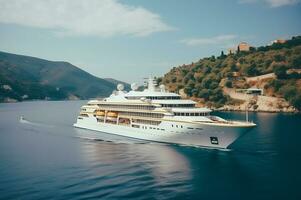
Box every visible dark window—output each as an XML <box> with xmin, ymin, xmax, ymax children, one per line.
<box><xmin>210</xmin><ymin>137</ymin><xmax>219</xmax><ymax>145</ymax></box>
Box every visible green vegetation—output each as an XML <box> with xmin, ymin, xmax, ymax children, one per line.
<box><xmin>265</xmin><ymin>78</ymin><xmax>301</xmax><ymax>110</ymax></box>
<box><xmin>161</xmin><ymin>36</ymin><xmax>301</xmax><ymax>110</ymax></box>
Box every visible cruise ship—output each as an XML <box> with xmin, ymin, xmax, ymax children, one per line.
<box><xmin>74</xmin><ymin>78</ymin><xmax>256</xmax><ymax>149</ymax></box>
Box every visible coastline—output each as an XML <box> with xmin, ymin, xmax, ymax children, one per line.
<box><xmin>1</xmin><ymin>99</ymin><xmax>299</xmax><ymax>113</ymax></box>
<box><xmin>214</xmin><ymin>106</ymin><xmax>299</xmax><ymax>113</ymax></box>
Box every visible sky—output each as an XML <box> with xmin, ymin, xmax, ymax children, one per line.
<box><xmin>0</xmin><ymin>0</ymin><xmax>300</xmax><ymax>83</ymax></box>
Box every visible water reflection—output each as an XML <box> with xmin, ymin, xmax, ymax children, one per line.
<box><xmin>75</xmin><ymin>128</ymin><xmax>192</xmax><ymax>195</ymax></box>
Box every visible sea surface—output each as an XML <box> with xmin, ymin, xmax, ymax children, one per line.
<box><xmin>0</xmin><ymin>100</ymin><xmax>301</xmax><ymax>200</ymax></box>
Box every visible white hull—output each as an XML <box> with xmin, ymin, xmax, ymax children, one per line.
<box><xmin>74</xmin><ymin>117</ymin><xmax>253</xmax><ymax>149</ymax></box>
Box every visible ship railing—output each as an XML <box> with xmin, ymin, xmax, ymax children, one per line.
<box><xmin>226</xmin><ymin>119</ymin><xmax>254</xmax><ymax>124</ymax></box>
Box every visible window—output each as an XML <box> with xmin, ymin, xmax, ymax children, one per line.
<box><xmin>119</xmin><ymin>111</ymin><xmax>164</xmax><ymax>119</ymax></box>
<box><xmin>161</xmin><ymin>103</ymin><xmax>194</xmax><ymax>108</ymax></box>
<box><xmin>131</xmin><ymin>119</ymin><xmax>161</xmax><ymax>125</ymax></box>
<box><xmin>97</xmin><ymin>104</ymin><xmax>156</xmax><ymax>110</ymax></box>
<box><xmin>210</xmin><ymin>137</ymin><xmax>219</xmax><ymax>145</ymax></box>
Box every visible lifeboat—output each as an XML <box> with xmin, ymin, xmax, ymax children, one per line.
<box><xmin>107</xmin><ymin>111</ymin><xmax>118</xmax><ymax>117</ymax></box>
<box><xmin>95</xmin><ymin>110</ymin><xmax>105</xmax><ymax>116</ymax></box>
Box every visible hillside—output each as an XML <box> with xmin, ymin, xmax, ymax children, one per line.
<box><xmin>161</xmin><ymin>36</ymin><xmax>301</xmax><ymax>111</ymax></box>
<box><xmin>0</xmin><ymin>51</ymin><xmax>125</xmax><ymax>102</ymax></box>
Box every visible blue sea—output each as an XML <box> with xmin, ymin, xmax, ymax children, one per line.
<box><xmin>0</xmin><ymin>100</ymin><xmax>301</xmax><ymax>200</ymax></box>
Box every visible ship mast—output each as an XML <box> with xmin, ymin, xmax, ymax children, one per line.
<box><xmin>245</xmin><ymin>93</ymin><xmax>249</xmax><ymax>122</ymax></box>
<box><xmin>147</xmin><ymin>77</ymin><xmax>157</xmax><ymax>92</ymax></box>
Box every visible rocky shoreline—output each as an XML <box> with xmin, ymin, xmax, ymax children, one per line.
<box><xmin>216</xmin><ymin>104</ymin><xmax>298</xmax><ymax>113</ymax></box>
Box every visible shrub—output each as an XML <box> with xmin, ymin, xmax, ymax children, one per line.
<box><xmin>279</xmin><ymin>85</ymin><xmax>297</xmax><ymax>100</ymax></box>
<box><xmin>225</xmin><ymin>80</ymin><xmax>233</xmax><ymax>88</ymax></box>
<box><xmin>291</xmin><ymin>94</ymin><xmax>301</xmax><ymax>111</ymax></box>
<box><xmin>274</xmin><ymin>54</ymin><xmax>285</xmax><ymax>62</ymax></box>
<box><xmin>198</xmin><ymin>89</ymin><xmax>209</xmax><ymax>99</ymax></box>
<box><xmin>274</xmin><ymin>65</ymin><xmax>287</xmax><ymax>79</ymax></box>
<box><xmin>171</xmin><ymin>77</ymin><xmax>177</xmax><ymax>83</ymax></box>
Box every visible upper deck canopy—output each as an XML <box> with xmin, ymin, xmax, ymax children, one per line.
<box><xmin>171</xmin><ymin>107</ymin><xmax>212</xmax><ymax>113</ymax></box>
<box><xmin>124</xmin><ymin>90</ymin><xmax>180</xmax><ymax>98</ymax></box>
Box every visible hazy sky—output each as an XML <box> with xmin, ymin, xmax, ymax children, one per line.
<box><xmin>0</xmin><ymin>0</ymin><xmax>300</xmax><ymax>83</ymax></box>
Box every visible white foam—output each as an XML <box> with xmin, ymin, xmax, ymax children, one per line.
<box><xmin>19</xmin><ymin>116</ymin><xmax>52</xmax><ymax>127</ymax></box>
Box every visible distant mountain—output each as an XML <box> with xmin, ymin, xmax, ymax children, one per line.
<box><xmin>0</xmin><ymin>51</ymin><xmax>123</xmax><ymax>102</ymax></box>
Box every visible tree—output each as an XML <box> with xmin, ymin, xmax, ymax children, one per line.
<box><xmin>274</xmin><ymin>54</ymin><xmax>285</xmax><ymax>62</ymax></box>
<box><xmin>274</xmin><ymin>65</ymin><xmax>287</xmax><ymax>79</ymax></box>
<box><xmin>171</xmin><ymin>77</ymin><xmax>177</xmax><ymax>83</ymax></box>
<box><xmin>244</xmin><ymin>63</ymin><xmax>259</xmax><ymax>76</ymax></box>
<box><xmin>291</xmin><ymin>94</ymin><xmax>301</xmax><ymax>111</ymax></box>
<box><xmin>220</xmin><ymin>51</ymin><xmax>226</xmax><ymax>59</ymax></box>
<box><xmin>250</xmin><ymin>47</ymin><xmax>256</xmax><ymax>52</ymax></box>
<box><xmin>237</xmin><ymin>46</ymin><xmax>240</xmax><ymax>53</ymax></box>
<box><xmin>269</xmin><ymin>79</ymin><xmax>283</xmax><ymax>92</ymax></box>
<box><xmin>225</xmin><ymin>80</ymin><xmax>233</xmax><ymax>88</ymax></box>
<box><xmin>209</xmin><ymin>82</ymin><xmax>219</xmax><ymax>90</ymax></box>
<box><xmin>279</xmin><ymin>85</ymin><xmax>297</xmax><ymax>100</ymax></box>
<box><xmin>292</xmin><ymin>56</ymin><xmax>301</xmax><ymax>68</ymax></box>
<box><xmin>201</xmin><ymin>78</ymin><xmax>212</xmax><ymax>89</ymax></box>
<box><xmin>198</xmin><ymin>89</ymin><xmax>209</xmax><ymax>99</ymax></box>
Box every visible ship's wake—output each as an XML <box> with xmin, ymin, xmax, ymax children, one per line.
<box><xmin>19</xmin><ymin>116</ymin><xmax>53</xmax><ymax>128</ymax></box>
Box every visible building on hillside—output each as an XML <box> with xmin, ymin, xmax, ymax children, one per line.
<box><xmin>236</xmin><ymin>88</ymin><xmax>263</xmax><ymax>96</ymax></box>
<box><xmin>227</xmin><ymin>42</ymin><xmax>252</xmax><ymax>54</ymax></box>
<box><xmin>272</xmin><ymin>39</ymin><xmax>286</xmax><ymax>45</ymax></box>
<box><xmin>238</xmin><ymin>42</ymin><xmax>251</xmax><ymax>52</ymax></box>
